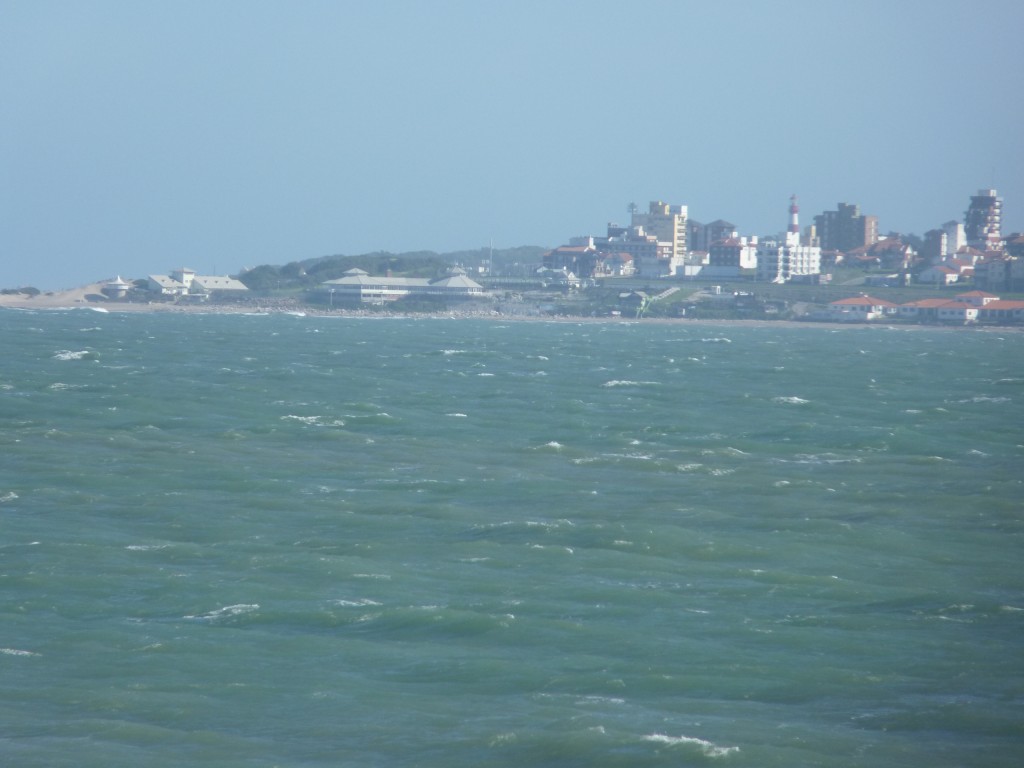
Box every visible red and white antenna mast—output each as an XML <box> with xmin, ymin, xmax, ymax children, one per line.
<box><xmin>788</xmin><ymin>194</ymin><xmax>800</xmax><ymax>234</ymax></box>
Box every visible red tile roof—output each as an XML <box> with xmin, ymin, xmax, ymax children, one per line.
<box><xmin>830</xmin><ymin>295</ymin><xmax>898</xmax><ymax>307</ymax></box>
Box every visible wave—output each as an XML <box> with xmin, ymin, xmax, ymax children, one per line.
<box><xmin>280</xmin><ymin>414</ymin><xmax>346</xmax><ymax>427</ymax></box>
<box><xmin>0</xmin><ymin>648</ymin><xmax>41</xmax><ymax>657</ymax></box>
<box><xmin>52</xmin><ymin>349</ymin><xmax>97</xmax><ymax>361</ymax></box>
<box><xmin>772</xmin><ymin>395</ymin><xmax>810</xmax><ymax>405</ymax></box>
<box><xmin>643</xmin><ymin>733</ymin><xmax>739</xmax><ymax>757</ymax></box>
<box><xmin>184</xmin><ymin>604</ymin><xmax>260</xmax><ymax>621</ymax></box>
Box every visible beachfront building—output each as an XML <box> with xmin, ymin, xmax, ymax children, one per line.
<box><xmin>824</xmin><ymin>295</ymin><xmax>898</xmax><ymax>322</ymax></box>
<box><xmin>977</xmin><ymin>299</ymin><xmax>1024</xmax><ymax>323</ymax></box>
<box><xmin>318</xmin><ymin>268</ymin><xmax>488</xmax><ymax>304</ymax></box>
<box><xmin>101</xmin><ymin>276</ymin><xmax>132</xmax><ymax>299</ymax></box>
<box><xmin>146</xmin><ymin>268</ymin><xmax>248</xmax><ymax>298</ymax></box>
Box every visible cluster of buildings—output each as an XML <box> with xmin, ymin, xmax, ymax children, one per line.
<box><xmin>542</xmin><ymin>189</ymin><xmax>1023</xmax><ymax>292</ymax></box>
<box><xmin>819</xmin><ymin>290</ymin><xmax>1024</xmax><ymax>324</ymax></box>
<box><xmin>102</xmin><ymin>267</ymin><xmax>249</xmax><ymax>301</ymax></box>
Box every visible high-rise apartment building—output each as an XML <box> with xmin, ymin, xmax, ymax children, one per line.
<box><xmin>964</xmin><ymin>189</ymin><xmax>1003</xmax><ymax>251</ymax></box>
<box><xmin>627</xmin><ymin>201</ymin><xmax>688</xmax><ymax>276</ymax></box>
<box><xmin>813</xmin><ymin>203</ymin><xmax>879</xmax><ymax>252</ymax></box>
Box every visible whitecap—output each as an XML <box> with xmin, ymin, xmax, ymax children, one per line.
<box><xmin>281</xmin><ymin>415</ymin><xmax>321</xmax><ymax>425</ymax></box>
<box><xmin>52</xmin><ymin>350</ymin><xmax>95</xmax><ymax>361</ymax></box>
<box><xmin>0</xmin><ymin>648</ymin><xmax>41</xmax><ymax>657</ymax></box>
<box><xmin>0</xmin><ymin>491</ymin><xmax>18</xmax><ymax>503</ymax></box>
<box><xmin>772</xmin><ymin>396</ymin><xmax>810</xmax><ymax>405</ymax></box>
<box><xmin>185</xmin><ymin>604</ymin><xmax>259</xmax><ymax>620</ymax></box>
<box><xmin>602</xmin><ymin>380</ymin><xmax>659</xmax><ymax>387</ymax></box>
<box><xmin>643</xmin><ymin>733</ymin><xmax>739</xmax><ymax>757</ymax></box>
<box><xmin>446</xmin><ymin>413</ymin><xmax>468</xmax><ymax>418</ymax></box>
<box><xmin>333</xmin><ymin>598</ymin><xmax>383</xmax><ymax>607</ymax></box>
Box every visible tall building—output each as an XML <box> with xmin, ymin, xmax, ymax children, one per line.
<box><xmin>813</xmin><ymin>202</ymin><xmax>879</xmax><ymax>252</ymax></box>
<box><xmin>964</xmin><ymin>189</ymin><xmax>1003</xmax><ymax>251</ymax></box>
<box><xmin>757</xmin><ymin>196</ymin><xmax>822</xmax><ymax>283</ymax></box>
<box><xmin>631</xmin><ymin>202</ymin><xmax>687</xmax><ymax>262</ymax></box>
<box><xmin>942</xmin><ymin>220</ymin><xmax>966</xmax><ymax>256</ymax></box>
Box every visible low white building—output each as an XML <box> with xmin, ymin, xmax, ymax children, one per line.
<box><xmin>824</xmin><ymin>295</ymin><xmax>898</xmax><ymax>321</ymax></box>
<box><xmin>147</xmin><ymin>267</ymin><xmax>248</xmax><ymax>298</ymax></box>
<box><xmin>320</xmin><ymin>268</ymin><xmax>487</xmax><ymax>304</ymax></box>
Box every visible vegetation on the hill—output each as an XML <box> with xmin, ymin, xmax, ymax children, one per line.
<box><xmin>237</xmin><ymin>246</ymin><xmax>547</xmax><ymax>292</ymax></box>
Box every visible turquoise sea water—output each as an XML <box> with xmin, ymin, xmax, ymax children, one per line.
<box><xmin>1</xmin><ymin>309</ymin><xmax>1022</xmax><ymax>767</ymax></box>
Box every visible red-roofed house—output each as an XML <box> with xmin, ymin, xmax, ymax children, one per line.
<box><xmin>935</xmin><ymin>301</ymin><xmax>980</xmax><ymax>323</ymax></box>
<box><xmin>977</xmin><ymin>300</ymin><xmax>1024</xmax><ymax>324</ymax></box>
<box><xmin>898</xmin><ymin>298</ymin><xmax>954</xmax><ymax>321</ymax></box>
<box><xmin>955</xmin><ymin>290</ymin><xmax>1000</xmax><ymax>307</ymax></box>
<box><xmin>826</xmin><ymin>295</ymin><xmax>898</xmax><ymax>322</ymax></box>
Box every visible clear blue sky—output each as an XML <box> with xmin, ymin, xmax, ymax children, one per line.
<box><xmin>2</xmin><ymin>0</ymin><xmax>1022</xmax><ymax>289</ymax></box>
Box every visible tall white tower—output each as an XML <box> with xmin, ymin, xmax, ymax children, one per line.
<box><xmin>786</xmin><ymin>194</ymin><xmax>800</xmax><ymax>248</ymax></box>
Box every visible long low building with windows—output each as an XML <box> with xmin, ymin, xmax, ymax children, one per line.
<box><xmin>318</xmin><ymin>268</ymin><xmax>488</xmax><ymax>304</ymax></box>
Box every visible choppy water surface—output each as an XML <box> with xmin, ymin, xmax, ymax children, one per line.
<box><xmin>2</xmin><ymin>310</ymin><xmax>1022</xmax><ymax>766</ymax></box>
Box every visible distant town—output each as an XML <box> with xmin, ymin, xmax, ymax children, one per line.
<box><xmin>4</xmin><ymin>188</ymin><xmax>1023</xmax><ymax>324</ymax></box>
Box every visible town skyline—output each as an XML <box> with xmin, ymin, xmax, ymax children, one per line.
<box><xmin>4</xmin><ymin>187</ymin><xmax>1017</xmax><ymax>293</ymax></box>
<box><xmin>3</xmin><ymin>1</ymin><xmax>1022</xmax><ymax>290</ymax></box>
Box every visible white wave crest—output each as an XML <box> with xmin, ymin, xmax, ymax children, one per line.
<box><xmin>773</xmin><ymin>396</ymin><xmax>810</xmax><ymax>405</ymax></box>
<box><xmin>602</xmin><ymin>380</ymin><xmax>659</xmax><ymax>387</ymax></box>
<box><xmin>52</xmin><ymin>350</ymin><xmax>94</xmax><ymax>361</ymax></box>
<box><xmin>0</xmin><ymin>648</ymin><xmax>41</xmax><ymax>657</ymax></box>
<box><xmin>0</xmin><ymin>491</ymin><xmax>18</xmax><ymax>503</ymax></box>
<box><xmin>185</xmin><ymin>604</ymin><xmax>259</xmax><ymax>620</ymax></box>
<box><xmin>643</xmin><ymin>733</ymin><xmax>739</xmax><ymax>757</ymax></box>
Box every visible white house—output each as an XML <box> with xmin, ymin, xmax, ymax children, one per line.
<box><xmin>825</xmin><ymin>295</ymin><xmax>898</xmax><ymax>321</ymax></box>
<box><xmin>147</xmin><ymin>267</ymin><xmax>248</xmax><ymax>298</ymax></box>
<box><xmin>917</xmin><ymin>265</ymin><xmax>959</xmax><ymax>286</ymax></box>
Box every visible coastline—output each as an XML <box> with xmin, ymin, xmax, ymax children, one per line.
<box><xmin>1</xmin><ymin>284</ymin><xmax>1019</xmax><ymax>332</ymax></box>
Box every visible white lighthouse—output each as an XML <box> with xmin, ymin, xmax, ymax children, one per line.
<box><xmin>786</xmin><ymin>194</ymin><xmax>801</xmax><ymax>248</ymax></box>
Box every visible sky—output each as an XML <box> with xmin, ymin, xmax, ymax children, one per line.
<box><xmin>2</xmin><ymin>0</ymin><xmax>1023</xmax><ymax>289</ymax></box>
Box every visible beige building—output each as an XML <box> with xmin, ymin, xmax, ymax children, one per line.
<box><xmin>629</xmin><ymin>201</ymin><xmax>688</xmax><ymax>275</ymax></box>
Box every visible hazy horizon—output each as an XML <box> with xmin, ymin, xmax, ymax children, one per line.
<box><xmin>3</xmin><ymin>0</ymin><xmax>1022</xmax><ymax>290</ymax></box>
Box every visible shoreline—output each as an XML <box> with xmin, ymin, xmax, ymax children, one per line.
<box><xmin>1</xmin><ymin>283</ymin><xmax>1020</xmax><ymax>332</ymax></box>
<box><xmin>1</xmin><ymin>295</ymin><xmax>1020</xmax><ymax>333</ymax></box>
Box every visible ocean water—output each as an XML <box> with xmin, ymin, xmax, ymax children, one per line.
<box><xmin>1</xmin><ymin>308</ymin><xmax>1022</xmax><ymax>767</ymax></box>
